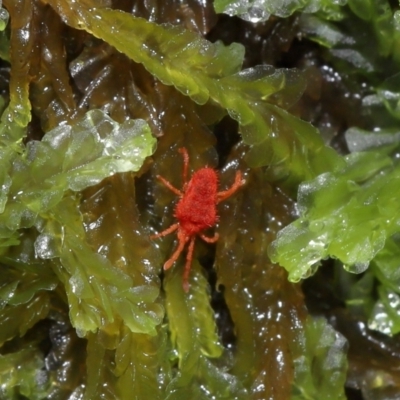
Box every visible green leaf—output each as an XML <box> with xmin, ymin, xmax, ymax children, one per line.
<box><xmin>115</xmin><ymin>330</ymin><xmax>168</xmax><ymax>400</ymax></box>
<box><xmin>348</xmin><ymin>0</ymin><xmax>393</xmax><ymax>56</ymax></box>
<box><xmin>36</xmin><ymin>197</ymin><xmax>163</xmax><ymax>336</ymax></box>
<box><xmin>0</xmin><ymin>346</ymin><xmax>50</xmax><ymax>399</ymax></box>
<box><xmin>376</xmin><ymin>73</ymin><xmax>400</xmax><ymax>120</ymax></box>
<box><xmin>214</xmin><ymin>0</ymin><xmax>347</xmax><ymax>22</ymax></box>
<box><xmin>0</xmin><ymin>269</ymin><xmax>56</xmax><ymax>308</ymax></box>
<box><xmin>84</xmin><ymin>327</ymin><xmax>169</xmax><ymax>399</ymax></box>
<box><xmin>0</xmin><ymin>109</ymin><xmax>158</xmax><ymax>336</ymax></box>
<box><xmin>0</xmin><ymin>6</ymin><xmax>9</xmax><ymax>32</ymax></box>
<box><xmin>291</xmin><ymin>317</ymin><xmax>348</xmax><ymax>400</ymax></box>
<box><xmin>300</xmin><ymin>0</ymin><xmax>400</xmax><ymax>71</ymax></box>
<box><xmin>0</xmin><ymin>231</ymin><xmax>58</xmax><ymax>309</ymax></box>
<box><xmin>165</xmin><ymin>260</ymin><xmax>223</xmax><ymax>361</ymax></box>
<box><xmin>164</xmin><ymin>261</ymin><xmax>247</xmax><ymax>399</ymax></box>
<box><xmin>44</xmin><ymin>2</ymin><xmax>342</xmax><ymax>185</ymax></box>
<box><xmin>0</xmin><ymin>293</ymin><xmax>51</xmax><ymax>347</ymax></box>
<box><xmin>269</xmin><ymin>150</ymin><xmax>395</xmax><ymax>281</ymax></box>
<box><xmin>58</xmin><ymin>6</ymin><xmax>245</xmax><ymax>104</ymax></box>
<box><xmin>0</xmin><ymin>109</ymin><xmax>155</xmax><ymax>246</ymax></box>
<box><xmin>366</xmin><ymin>238</ymin><xmax>400</xmax><ymax>336</ymax></box>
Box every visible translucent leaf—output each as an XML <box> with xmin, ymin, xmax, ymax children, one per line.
<box><xmin>167</xmin><ymin>357</ymin><xmax>247</xmax><ymax>400</ymax></box>
<box><xmin>0</xmin><ymin>148</ymin><xmax>14</xmax><ymax>214</ymax></box>
<box><xmin>43</xmin><ymin>1</ymin><xmax>342</xmax><ymax>185</ymax></box>
<box><xmin>345</xmin><ymin>127</ymin><xmax>400</xmax><ymax>152</ymax></box>
<box><xmin>291</xmin><ymin>317</ymin><xmax>348</xmax><ymax>400</ymax></box>
<box><xmin>2</xmin><ymin>108</ymin><xmax>159</xmax><ymax>336</ymax></box>
<box><xmin>0</xmin><ymin>6</ymin><xmax>9</xmax><ymax>32</ymax></box>
<box><xmin>376</xmin><ymin>72</ymin><xmax>400</xmax><ymax>120</ymax></box>
<box><xmin>0</xmin><ymin>292</ymin><xmax>51</xmax><ymax>347</ymax></box>
<box><xmin>36</xmin><ymin>109</ymin><xmax>155</xmax><ymax>191</ymax></box>
<box><xmin>214</xmin><ymin>0</ymin><xmax>347</xmax><ymax>22</ymax></box>
<box><xmin>348</xmin><ymin>0</ymin><xmax>393</xmax><ymax>56</ymax></box>
<box><xmin>368</xmin><ymin>287</ymin><xmax>400</xmax><ymax>336</ymax></box>
<box><xmin>216</xmin><ymin>164</ymin><xmax>309</xmax><ymax>399</ymax></box>
<box><xmin>0</xmin><ymin>347</ymin><xmax>50</xmax><ymax>399</ymax></box>
<box><xmin>299</xmin><ymin>15</ymin><xmax>356</xmax><ymax>48</ymax></box>
<box><xmin>270</xmin><ymin>150</ymin><xmax>396</xmax><ymax>281</ymax></box>
<box><xmin>37</xmin><ymin>197</ymin><xmax>163</xmax><ymax>336</ymax></box>
<box><xmin>299</xmin><ymin>0</ymin><xmax>400</xmax><ymax>70</ymax></box>
<box><xmin>165</xmin><ymin>260</ymin><xmax>223</xmax><ymax>361</ymax></box>
<box><xmin>84</xmin><ymin>327</ymin><xmax>169</xmax><ymax>399</ymax></box>
<box><xmin>0</xmin><ymin>109</ymin><xmax>155</xmax><ymax>241</ymax></box>
<box><xmin>5</xmin><ymin>0</ymin><xmax>34</xmax><ymax>127</ymax></box>
<box><xmin>49</xmin><ymin>4</ymin><xmax>245</xmax><ymax>104</ymax></box>
<box><xmin>114</xmin><ymin>330</ymin><xmax>167</xmax><ymax>400</ymax></box>
<box><xmin>368</xmin><ymin>238</ymin><xmax>400</xmax><ymax>336</ymax></box>
<box><xmin>0</xmin><ymin>268</ymin><xmax>52</xmax><ymax>310</ymax></box>
<box><xmin>0</xmin><ymin>234</ymin><xmax>58</xmax><ymax>309</ymax></box>
<box><xmin>164</xmin><ymin>261</ymin><xmax>247</xmax><ymax>399</ymax></box>
<box><xmin>84</xmin><ymin>331</ymin><xmax>119</xmax><ymax>400</ymax></box>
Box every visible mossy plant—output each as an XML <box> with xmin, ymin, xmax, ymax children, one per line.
<box><xmin>1</xmin><ymin>0</ymin><xmax>400</xmax><ymax>399</ymax></box>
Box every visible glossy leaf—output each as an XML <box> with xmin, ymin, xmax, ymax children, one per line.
<box><xmin>214</xmin><ymin>0</ymin><xmax>347</xmax><ymax>22</ymax></box>
<box><xmin>164</xmin><ymin>261</ymin><xmax>247</xmax><ymax>399</ymax></box>
<box><xmin>291</xmin><ymin>317</ymin><xmax>348</xmax><ymax>400</ymax></box>
<box><xmin>0</xmin><ymin>109</ymin><xmax>155</xmax><ymax>244</ymax></box>
<box><xmin>0</xmin><ymin>347</ymin><xmax>50</xmax><ymax>399</ymax></box>
<box><xmin>270</xmin><ymin>150</ymin><xmax>396</xmax><ymax>281</ymax></box>
<box><xmin>37</xmin><ymin>197</ymin><xmax>163</xmax><ymax>336</ymax></box>
<box><xmin>43</xmin><ymin>1</ymin><xmax>342</xmax><ymax>185</ymax></box>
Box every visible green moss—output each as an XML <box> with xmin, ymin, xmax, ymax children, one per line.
<box><xmin>2</xmin><ymin>0</ymin><xmax>400</xmax><ymax>398</ymax></box>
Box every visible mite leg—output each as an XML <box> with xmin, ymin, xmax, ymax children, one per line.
<box><xmin>164</xmin><ymin>231</ymin><xmax>189</xmax><ymax>271</ymax></box>
<box><xmin>150</xmin><ymin>223</ymin><xmax>179</xmax><ymax>240</ymax></box>
<box><xmin>217</xmin><ymin>171</ymin><xmax>245</xmax><ymax>203</ymax></box>
<box><xmin>156</xmin><ymin>175</ymin><xmax>183</xmax><ymax>196</ymax></box>
<box><xmin>182</xmin><ymin>236</ymin><xmax>196</xmax><ymax>292</ymax></box>
<box><xmin>178</xmin><ymin>147</ymin><xmax>189</xmax><ymax>186</ymax></box>
<box><xmin>199</xmin><ymin>232</ymin><xmax>219</xmax><ymax>243</ymax></box>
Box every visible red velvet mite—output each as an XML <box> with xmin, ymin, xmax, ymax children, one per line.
<box><xmin>150</xmin><ymin>147</ymin><xmax>245</xmax><ymax>292</ymax></box>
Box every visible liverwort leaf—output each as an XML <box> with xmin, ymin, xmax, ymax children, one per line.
<box><xmin>291</xmin><ymin>317</ymin><xmax>348</xmax><ymax>400</ymax></box>
<box><xmin>299</xmin><ymin>0</ymin><xmax>400</xmax><ymax>71</ymax></box>
<box><xmin>4</xmin><ymin>1</ymin><xmax>33</xmax><ymax>128</ymax></box>
<box><xmin>43</xmin><ymin>0</ymin><xmax>343</xmax><ymax>186</ymax></box>
<box><xmin>214</xmin><ymin>0</ymin><xmax>347</xmax><ymax>22</ymax></box>
<box><xmin>0</xmin><ymin>293</ymin><xmax>51</xmax><ymax>347</ymax></box>
<box><xmin>84</xmin><ymin>329</ymin><xmax>168</xmax><ymax>400</ymax></box>
<box><xmin>36</xmin><ymin>196</ymin><xmax>163</xmax><ymax>337</ymax></box>
<box><xmin>114</xmin><ymin>329</ymin><xmax>168</xmax><ymax>400</ymax></box>
<box><xmin>164</xmin><ymin>260</ymin><xmax>247</xmax><ymax>399</ymax></box>
<box><xmin>0</xmin><ymin>109</ymin><xmax>155</xmax><ymax>244</ymax></box>
<box><xmin>1</xmin><ymin>109</ymin><xmax>158</xmax><ymax>336</ymax></box>
<box><xmin>366</xmin><ymin>237</ymin><xmax>400</xmax><ymax>336</ymax></box>
<box><xmin>269</xmin><ymin>149</ymin><xmax>396</xmax><ymax>281</ymax></box>
<box><xmin>165</xmin><ymin>260</ymin><xmax>223</xmax><ymax>362</ymax></box>
<box><xmin>0</xmin><ymin>346</ymin><xmax>50</xmax><ymax>399</ymax></box>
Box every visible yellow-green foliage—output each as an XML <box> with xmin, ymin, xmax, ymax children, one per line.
<box><xmin>5</xmin><ymin>0</ymin><xmax>400</xmax><ymax>399</ymax></box>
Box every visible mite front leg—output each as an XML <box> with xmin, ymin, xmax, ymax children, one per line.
<box><xmin>178</xmin><ymin>147</ymin><xmax>190</xmax><ymax>187</ymax></box>
<box><xmin>217</xmin><ymin>171</ymin><xmax>245</xmax><ymax>203</ymax></box>
<box><xmin>156</xmin><ymin>175</ymin><xmax>183</xmax><ymax>197</ymax></box>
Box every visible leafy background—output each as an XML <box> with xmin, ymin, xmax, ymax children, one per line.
<box><xmin>0</xmin><ymin>0</ymin><xmax>399</xmax><ymax>399</ymax></box>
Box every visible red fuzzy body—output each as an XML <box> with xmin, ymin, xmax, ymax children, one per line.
<box><xmin>150</xmin><ymin>147</ymin><xmax>244</xmax><ymax>292</ymax></box>
<box><xmin>175</xmin><ymin>168</ymin><xmax>218</xmax><ymax>236</ymax></box>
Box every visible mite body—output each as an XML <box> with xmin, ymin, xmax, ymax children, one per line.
<box><xmin>151</xmin><ymin>147</ymin><xmax>245</xmax><ymax>292</ymax></box>
<box><xmin>175</xmin><ymin>168</ymin><xmax>218</xmax><ymax>236</ymax></box>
